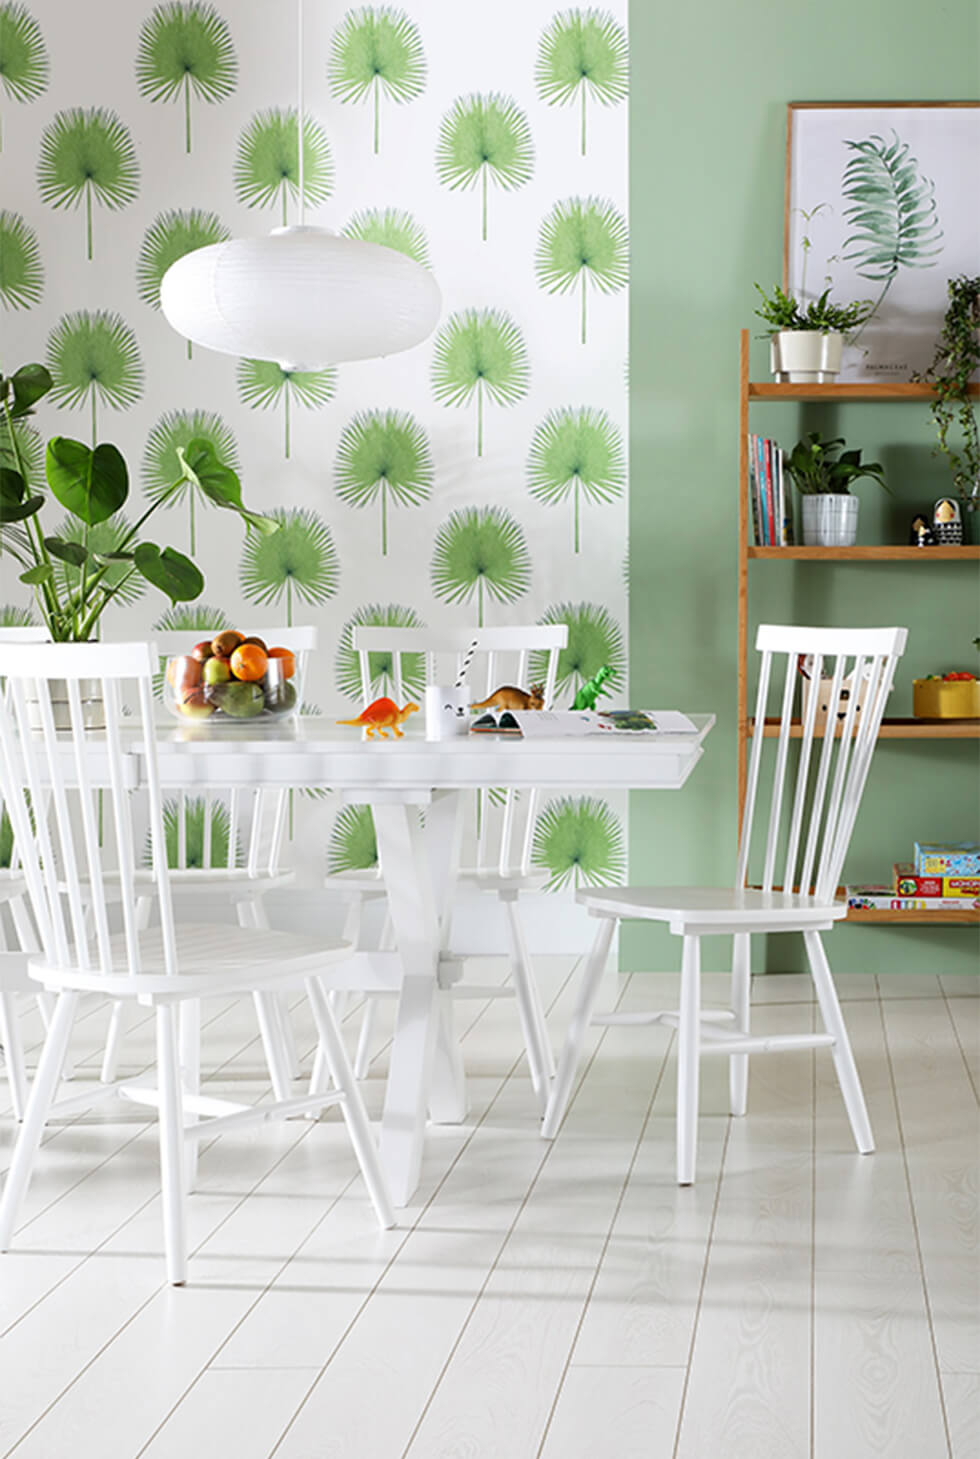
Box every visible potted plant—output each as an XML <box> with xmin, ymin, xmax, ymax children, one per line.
<box><xmin>784</xmin><ymin>430</ymin><xmax>888</xmax><ymax>546</ymax></box>
<box><xmin>0</xmin><ymin>361</ymin><xmax>276</xmax><ymax>722</ymax></box>
<box><xmin>913</xmin><ymin>274</ymin><xmax>980</xmax><ymax>539</ymax></box>
<box><xmin>754</xmin><ymin>283</ymin><xmax>875</xmax><ymax>383</ymax></box>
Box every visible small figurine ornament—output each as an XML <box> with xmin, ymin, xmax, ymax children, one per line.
<box><xmin>933</xmin><ymin>497</ymin><xmax>963</xmax><ymax>544</ymax></box>
<box><xmin>910</xmin><ymin>513</ymin><xmax>935</xmax><ymax>547</ymax></box>
<box><xmin>571</xmin><ymin>664</ymin><xmax>613</xmax><ymax>712</ymax></box>
<box><xmin>337</xmin><ymin>697</ymin><xmax>419</xmax><ymax>739</ymax></box>
<box><xmin>469</xmin><ymin>684</ymin><xmax>544</xmax><ymax>711</ymax></box>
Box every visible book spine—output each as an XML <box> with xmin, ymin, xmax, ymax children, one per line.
<box><xmin>778</xmin><ymin>446</ymin><xmax>793</xmax><ymax>545</ymax></box>
<box><xmin>847</xmin><ymin>892</ymin><xmax>978</xmax><ymax>910</ymax></box>
<box><xmin>763</xmin><ymin>437</ymin><xmax>775</xmax><ymax>548</ymax></box>
<box><xmin>893</xmin><ymin>863</ymin><xmax>980</xmax><ymax>897</ymax></box>
<box><xmin>753</xmin><ymin>435</ymin><xmax>766</xmax><ymax>545</ymax></box>
<box><xmin>748</xmin><ymin>435</ymin><xmax>760</xmax><ymax>545</ymax></box>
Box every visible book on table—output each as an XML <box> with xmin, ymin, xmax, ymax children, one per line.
<box><xmin>468</xmin><ymin>709</ymin><xmax>699</xmax><ymax>738</ymax></box>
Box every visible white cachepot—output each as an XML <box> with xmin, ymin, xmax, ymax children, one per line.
<box><xmin>801</xmin><ymin>493</ymin><xmax>859</xmax><ymax>547</ymax></box>
<box><xmin>25</xmin><ymin>678</ymin><xmax>106</xmax><ymax>731</ymax></box>
<box><xmin>769</xmin><ymin>330</ymin><xmax>843</xmax><ymax>383</ymax></box>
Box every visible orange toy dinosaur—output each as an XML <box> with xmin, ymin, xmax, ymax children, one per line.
<box><xmin>336</xmin><ymin>697</ymin><xmax>419</xmax><ymax>739</ymax></box>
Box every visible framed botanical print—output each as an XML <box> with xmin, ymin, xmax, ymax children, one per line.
<box><xmin>784</xmin><ymin>101</ymin><xmax>980</xmax><ymax>382</ymax></box>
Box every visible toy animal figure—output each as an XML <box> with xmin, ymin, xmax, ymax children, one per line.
<box><xmin>469</xmin><ymin>684</ymin><xmax>545</xmax><ymax>712</ymax></box>
<box><xmin>336</xmin><ymin>697</ymin><xmax>419</xmax><ymax>739</ymax></box>
<box><xmin>571</xmin><ymin>664</ymin><xmax>613</xmax><ymax>712</ymax></box>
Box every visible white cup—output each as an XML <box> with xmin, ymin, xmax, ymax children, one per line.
<box><xmin>425</xmin><ymin>684</ymin><xmax>472</xmax><ymax>741</ymax></box>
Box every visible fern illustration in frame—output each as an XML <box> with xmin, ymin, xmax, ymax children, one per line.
<box><xmin>784</xmin><ymin>102</ymin><xmax>979</xmax><ymax>382</ymax></box>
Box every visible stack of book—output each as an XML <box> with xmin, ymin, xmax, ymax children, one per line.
<box><xmin>846</xmin><ymin>844</ymin><xmax>980</xmax><ymax>910</ymax></box>
<box><xmin>748</xmin><ymin>434</ymin><xmax>793</xmax><ymax>547</ymax></box>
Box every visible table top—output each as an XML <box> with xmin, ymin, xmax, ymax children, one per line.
<box><xmin>135</xmin><ymin>714</ymin><xmax>716</xmax><ymax>793</ymax></box>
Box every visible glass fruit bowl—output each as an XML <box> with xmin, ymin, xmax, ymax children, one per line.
<box><xmin>163</xmin><ymin>631</ymin><xmax>300</xmax><ymax>723</ymax></box>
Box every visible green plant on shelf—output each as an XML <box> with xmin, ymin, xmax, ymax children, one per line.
<box><xmin>753</xmin><ymin>282</ymin><xmax>873</xmax><ymax>336</ymax></box>
<box><xmin>913</xmin><ymin>274</ymin><xmax>980</xmax><ymax>511</ymax></box>
<box><xmin>784</xmin><ymin>431</ymin><xmax>889</xmax><ymax>496</ymax></box>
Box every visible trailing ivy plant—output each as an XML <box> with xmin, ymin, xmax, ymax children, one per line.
<box><xmin>912</xmin><ymin>275</ymin><xmax>980</xmax><ymax>507</ymax></box>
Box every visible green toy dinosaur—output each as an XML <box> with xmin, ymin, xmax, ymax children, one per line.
<box><xmin>571</xmin><ymin>664</ymin><xmax>613</xmax><ymax>712</ymax></box>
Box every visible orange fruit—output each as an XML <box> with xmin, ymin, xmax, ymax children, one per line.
<box><xmin>268</xmin><ymin>646</ymin><xmax>296</xmax><ymax>679</ymax></box>
<box><xmin>230</xmin><ymin>643</ymin><xmax>268</xmax><ymax>682</ymax></box>
<box><xmin>212</xmin><ymin>629</ymin><xmax>244</xmax><ymax>658</ymax></box>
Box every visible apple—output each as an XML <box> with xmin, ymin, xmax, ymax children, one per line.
<box><xmin>192</xmin><ymin>639</ymin><xmax>215</xmax><ymax>663</ymax></box>
<box><xmin>203</xmin><ymin>655</ymin><xmax>231</xmax><ymax>686</ymax></box>
<box><xmin>179</xmin><ymin>689</ymin><xmax>215</xmax><ymax>718</ymax></box>
<box><xmin>166</xmin><ymin>654</ymin><xmax>201</xmax><ymax>693</ymax></box>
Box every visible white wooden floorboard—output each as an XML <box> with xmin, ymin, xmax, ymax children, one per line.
<box><xmin>0</xmin><ymin>966</ymin><xmax>975</xmax><ymax>1459</ymax></box>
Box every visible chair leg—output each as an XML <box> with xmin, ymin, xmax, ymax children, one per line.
<box><xmin>178</xmin><ymin>998</ymin><xmax>201</xmax><ymax>1191</ymax></box>
<box><xmin>729</xmin><ymin>933</ymin><xmax>751</xmax><ymax>1117</ymax></box>
<box><xmin>502</xmin><ymin>895</ymin><xmax>551</xmax><ymax>1112</ymax></box>
<box><xmin>542</xmin><ymin>915</ymin><xmax>616</xmax><ymax>1139</ymax></box>
<box><xmin>156</xmin><ymin>1003</ymin><xmax>188</xmax><ymax>1286</ymax></box>
<box><xmin>100</xmin><ymin>1001</ymin><xmax>126</xmax><ymax>1083</ymax></box>
<box><xmin>253</xmin><ymin>991</ymin><xmax>294</xmax><ymax>1102</ymax></box>
<box><xmin>0</xmin><ymin>991</ymin><xmax>78</xmax><ymax>1249</ymax></box>
<box><xmin>0</xmin><ymin>990</ymin><xmax>28</xmax><ymax>1121</ymax></box>
<box><xmin>677</xmin><ymin>934</ymin><xmax>701</xmax><ymax>1186</ymax></box>
<box><xmin>353</xmin><ymin>995</ymin><xmax>379</xmax><ymax>1080</ymax></box>
<box><xmin>304</xmin><ymin>975</ymin><xmax>395</xmax><ymax>1230</ymax></box>
<box><xmin>804</xmin><ymin>929</ymin><xmax>874</xmax><ymax>1154</ymax></box>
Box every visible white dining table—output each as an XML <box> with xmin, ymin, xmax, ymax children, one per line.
<box><xmin>128</xmin><ymin>716</ymin><xmax>714</xmax><ymax>1206</ymax></box>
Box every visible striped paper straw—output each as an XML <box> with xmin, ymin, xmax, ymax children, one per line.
<box><xmin>454</xmin><ymin>639</ymin><xmax>479</xmax><ymax>687</ymax></box>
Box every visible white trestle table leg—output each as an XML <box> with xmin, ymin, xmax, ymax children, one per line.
<box><xmin>542</xmin><ymin>915</ymin><xmax>615</xmax><ymax>1139</ymax></box>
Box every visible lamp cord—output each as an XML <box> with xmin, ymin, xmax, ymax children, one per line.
<box><xmin>297</xmin><ymin>0</ymin><xmax>305</xmax><ymax>227</ymax></box>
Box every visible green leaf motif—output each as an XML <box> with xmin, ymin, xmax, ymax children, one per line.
<box><xmin>238</xmin><ymin>357</ymin><xmax>336</xmax><ymax>459</ymax></box>
<box><xmin>37</xmin><ymin>107</ymin><xmax>138</xmax><ymax>260</ymax></box>
<box><xmin>235</xmin><ymin>109</ymin><xmax>333</xmax><ymax>227</ymax></box>
<box><xmin>0</xmin><ymin>602</ymin><xmax>36</xmax><ymax>627</ymax></box>
<box><xmin>431</xmin><ymin>308</ymin><xmax>529</xmax><ymax>457</ymax></box>
<box><xmin>328</xmin><ymin>6</ymin><xmax>425</xmax><ymax>154</ymax></box>
<box><xmin>137</xmin><ymin>208</ymin><xmax>229</xmax><ymax>314</ymax></box>
<box><xmin>841</xmin><ymin>130</ymin><xmax>943</xmax><ymax>323</ymax></box>
<box><xmin>431</xmin><ymin>505</ymin><xmax>530</xmax><ymax>628</ymax></box>
<box><xmin>0</xmin><ymin>2</ymin><xmax>48</xmax><ymax>151</ymax></box>
<box><xmin>536</xmin><ymin>196</ymin><xmax>627</xmax><ymax>343</ymax></box>
<box><xmin>536</xmin><ymin>7</ymin><xmax>628</xmax><ymax>154</ymax></box>
<box><xmin>527</xmin><ymin>406</ymin><xmax>625</xmax><ymax>552</ymax></box>
<box><xmin>530</xmin><ymin>601</ymin><xmax>624</xmax><ymax>696</ymax></box>
<box><xmin>328</xmin><ymin>804</ymin><xmax>378</xmax><ymax>873</ymax></box>
<box><xmin>0</xmin><ymin>209</ymin><xmax>42</xmax><ymax>309</ymax></box>
<box><xmin>532</xmin><ymin>795</ymin><xmax>625</xmax><ymax>891</ymax></box>
<box><xmin>153</xmin><ymin>601</ymin><xmax>231</xmax><ymax>633</ymax></box>
<box><xmin>335</xmin><ymin>410</ymin><xmax>433</xmax><ymax>555</ymax></box>
<box><xmin>136</xmin><ymin>2</ymin><xmax>237</xmax><ymax>153</ymax></box>
<box><xmin>335</xmin><ymin>602</ymin><xmax>427</xmax><ymax>702</ymax></box>
<box><xmin>0</xmin><ymin>419</ymin><xmax>41</xmax><ymax>484</ymax></box>
<box><xmin>240</xmin><ymin>506</ymin><xmax>339</xmax><ymax>626</ymax></box>
<box><xmin>143</xmin><ymin>408</ymin><xmax>239</xmax><ymax>553</ymax></box>
<box><xmin>436</xmin><ymin>93</ymin><xmax>533</xmax><ymax>241</ymax></box>
<box><xmin>46</xmin><ymin>310</ymin><xmax>143</xmax><ymax>445</ymax></box>
<box><xmin>151</xmin><ymin>796</ymin><xmax>240</xmax><ymax>869</ymax></box>
<box><xmin>341</xmin><ymin>207</ymin><xmax>430</xmax><ymax>267</ymax></box>
<box><xmin>55</xmin><ymin>512</ymin><xmax>145</xmax><ymax>607</ymax></box>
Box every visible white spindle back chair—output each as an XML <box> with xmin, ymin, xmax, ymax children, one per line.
<box><xmin>98</xmin><ymin>626</ymin><xmax>318</xmax><ymax>1086</ymax></box>
<box><xmin>0</xmin><ymin>641</ymin><xmax>392</xmax><ymax>1284</ymax></box>
<box><xmin>543</xmin><ymin>624</ymin><xmax>908</xmax><ymax>1183</ymax></box>
<box><xmin>331</xmin><ymin>623</ymin><xmax>568</xmax><ymax>1101</ymax></box>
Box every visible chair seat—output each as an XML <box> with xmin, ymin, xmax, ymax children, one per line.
<box><xmin>577</xmin><ymin>885</ymin><xmax>846</xmax><ymax>930</ymax></box>
<box><xmin>28</xmin><ymin>923</ymin><xmax>352</xmax><ymax>1000</ymax></box>
<box><xmin>459</xmin><ymin>867</ymin><xmax>549</xmax><ymax>895</ymax></box>
<box><xmin>323</xmin><ymin>868</ymin><xmax>387</xmax><ymax>898</ymax></box>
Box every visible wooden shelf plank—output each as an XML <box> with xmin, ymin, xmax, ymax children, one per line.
<box><xmin>748</xmin><ymin>381</ymin><xmax>980</xmax><ymax>402</ymax></box>
<box><xmin>845</xmin><ymin>906</ymin><xmax>979</xmax><ymax>926</ymax></box>
<box><xmin>748</xmin><ymin>717</ymin><xmax>980</xmax><ymax>740</ymax></box>
<box><xmin>747</xmin><ymin>545</ymin><xmax>980</xmax><ymax>561</ymax></box>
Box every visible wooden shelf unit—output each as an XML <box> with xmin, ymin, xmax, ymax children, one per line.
<box><xmin>736</xmin><ymin>328</ymin><xmax>979</xmax><ymax>932</ymax></box>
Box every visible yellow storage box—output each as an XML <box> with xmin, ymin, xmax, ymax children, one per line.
<box><xmin>912</xmin><ymin>677</ymin><xmax>980</xmax><ymax>719</ymax></box>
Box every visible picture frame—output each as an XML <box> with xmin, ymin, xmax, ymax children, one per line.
<box><xmin>784</xmin><ymin>101</ymin><xmax>980</xmax><ymax>382</ymax></box>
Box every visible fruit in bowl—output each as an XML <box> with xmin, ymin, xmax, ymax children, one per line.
<box><xmin>163</xmin><ymin>631</ymin><xmax>300</xmax><ymax>722</ymax></box>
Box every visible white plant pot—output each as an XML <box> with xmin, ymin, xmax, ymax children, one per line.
<box><xmin>25</xmin><ymin>678</ymin><xmax>106</xmax><ymax>731</ymax></box>
<box><xmin>770</xmin><ymin>330</ymin><xmax>843</xmax><ymax>384</ymax></box>
<box><xmin>801</xmin><ymin>494</ymin><xmax>858</xmax><ymax>547</ymax></box>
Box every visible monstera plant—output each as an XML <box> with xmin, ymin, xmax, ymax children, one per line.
<box><xmin>0</xmin><ymin>361</ymin><xmax>276</xmax><ymax>641</ymax></box>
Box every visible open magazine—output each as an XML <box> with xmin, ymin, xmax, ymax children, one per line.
<box><xmin>468</xmin><ymin>709</ymin><xmax>698</xmax><ymax>737</ymax></box>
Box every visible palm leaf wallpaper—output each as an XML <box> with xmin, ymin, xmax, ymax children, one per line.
<box><xmin>436</xmin><ymin>92</ymin><xmax>534</xmax><ymax>241</ymax></box>
<box><xmin>328</xmin><ymin>6</ymin><xmax>425</xmax><ymax>155</ymax></box>
<box><xmin>841</xmin><ymin>130</ymin><xmax>943</xmax><ymax>320</ymax></box>
<box><xmin>136</xmin><ymin>2</ymin><xmax>236</xmax><ymax>153</ymax></box>
<box><xmin>0</xmin><ymin>2</ymin><xmax>48</xmax><ymax>150</ymax></box>
<box><xmin>532</xmin><ymin>795</ymin><xmax>625</xmax><ymax>890</ymax></box>
<box><xmin>335</xmin><ymin>409</ymin><xmax>433</xmax><ymax>554</ymax></box>
<box><xmin>535</xmin><ymin>8</ymin><xmax>628</xmax><ymax>154</ymax></box>
<box><xmin>2</xmin><ymin>0</ymin><xmax>628</xmax><ymax>936</ymax></box>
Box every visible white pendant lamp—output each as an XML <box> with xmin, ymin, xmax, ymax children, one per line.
<box><xmin>160</xmin><ymin>1</ymin><xmax>440</xmax><ymax>371</ymax></box>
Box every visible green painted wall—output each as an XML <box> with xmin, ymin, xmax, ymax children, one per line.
<box><xmin>627</xmin><ymin>0</ymin><xmax>980</xmax><ymax>974</ymax></box>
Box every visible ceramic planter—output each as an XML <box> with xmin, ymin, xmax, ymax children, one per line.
<box><xmin>25</xmin><ymin>677</ymin><xmax>106</xmax><ymax>731</ymax></box>
<box><xmin>801</xmin><ymin>493</ymin><xmax>858</xmax><ymax>547</ymax></box>
<box><xmin>769</xmin><ymin>330</ymin><xmax>843</xmax><ymax>384</ymax></box>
